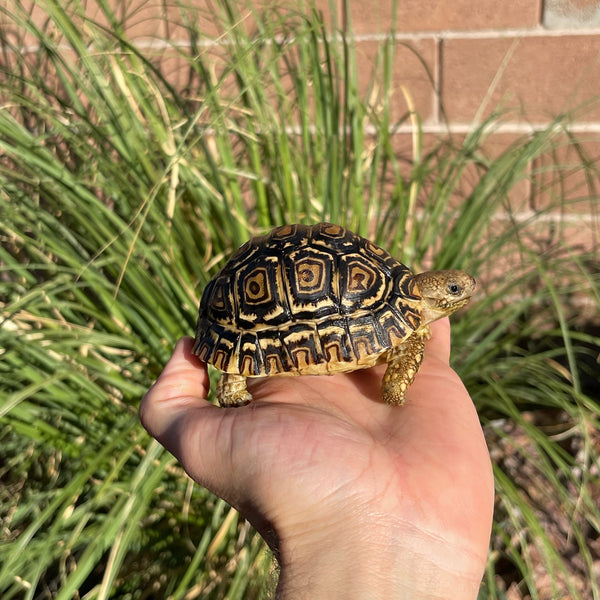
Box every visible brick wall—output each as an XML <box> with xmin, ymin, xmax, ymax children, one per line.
<box><xmin>339</xmin><ymin>0</ymin><xmax>599</xmax><ymax>275</ymax></box>
<box><xmin>5</xmin><ymin>0</ymin><xmax>599</xmax><ymax>235</ymax></box>
<box><xmin>110</xmin><ymin>0</ymin><xmax>599</xmax><ymax>228</ymax></box>
<box><xmin>100</xmin><ymin>0</ymin><xmax>600</xmax><ymax>134</ymax></box>
<box><xmin>8</xmin><ymin>0</ymin><xmax>600</xmax><ymax>156</ymax></box>
<box><xmin>340</xmin><ymin>0</ymin><xmax>600</xmax><ymax>224</ymax></box>
<box><xmin>341</xmin><ymin>0</ymin><xmax>600</xmax><ymax>127</ymax></box>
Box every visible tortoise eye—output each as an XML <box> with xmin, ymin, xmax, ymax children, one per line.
<box><xmin>448</xmin><ymin>283</ymin><xmax>462</xmax><ymax>295</ymax></box>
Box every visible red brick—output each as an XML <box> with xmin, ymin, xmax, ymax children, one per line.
<box><xmin>355</xmin><ymin>38</ymin><xmax>437</xmax><ymax>123</ymax></box>
<box><xmin>531</xmin><ymin>135</ymin><xmax>600</xmax><ymax>211</ymax></box>
<box><xmin>449</xmin><ymin>131</ymin><xmax>533</xmax><ymax>210</ymax></box>
<box><xmin>348</xmin><ymin>0</ymin><xmax>541</xmax><ymax>34</ymax></box>
<box><xmin>197</xmin><ymin>0</ymin><xmax>339</xmax><ymax>38</ymax></box>
<box><xmin>1</xmin><ymin>1</ymin><xmax>61</xmax><ymax>49</ymax></box>
<box><xmin>374</xmin><ymin>131</ymin><xmax>440</xmax><ymax>200</ymax></box>
<box><xmin>148</xmin><ymin>48</ymin><xmax>197</xmax><ymax>91</ymax></box>
<box><xmin>389</xmin><ymin>131</ymin><xmax>532</xmax><ymax>212</ymax></box>
<box><xmin>446</xmin><ymin>129</ymin><xmax>600</xmax><ymax>224</ymax></box>
<box><xmin>2</xmin><ymin>0</ymin><xmax>335</xmax><ymax>51</ymax></box>
<box><xmin>122</xmin><ymin>0</ymin><xmax>305</xmax><ymax>45</ymax></box>
<box><xmin>441</xmin><ymin>35</ymin><xmax>600</xmax><ymax>123</ymax></box>
<box><xmin>121</xmin><ymin>0</ymin><xmax>216</xmax><ymax>43</ymax></box>
<box><xmin>369</xmin><ymin>131</ymin><xmax>536</xmax><ymax>272</ymax></box>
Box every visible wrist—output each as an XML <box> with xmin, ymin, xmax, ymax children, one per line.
<box><xmin>274</xmin><ymin>516</ymin><xmax>485</xmax><ymax>600</ymax></box>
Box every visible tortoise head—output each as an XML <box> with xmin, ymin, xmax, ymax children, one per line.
<box><xmin>413</xmin><ymin>269</ymin><xmax>476</xmax><ymax>325</ymax></box>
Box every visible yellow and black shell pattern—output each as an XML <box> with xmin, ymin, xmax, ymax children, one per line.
<box><xmin>193</xmin><ymin>223</ymin><xmax>422</xmax><ymax>377</ymax></box>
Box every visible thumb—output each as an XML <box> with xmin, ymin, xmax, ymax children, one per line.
<box><xmin>424</xmin><ymin>317</ymin><xmax>452</xmax><ymax>365</ymax></box>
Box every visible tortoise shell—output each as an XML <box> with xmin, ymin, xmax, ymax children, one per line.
<box><xmin>193</xmin><ymin>223</ymin><xmax>423</xmax><ymax>377</ymax></box>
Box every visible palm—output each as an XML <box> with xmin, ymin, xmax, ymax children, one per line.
<box><xmin>141</xmin><ymin>319</ymin><xmax>493</xmax><ymax>589</ymax></box>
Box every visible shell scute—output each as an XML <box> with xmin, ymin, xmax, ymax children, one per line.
<box><xmin>347</xmin><ymin>313</ymin><xmax>387</xmax><ymax>364</ymax></box>
<box><xmin>281</xmin><ymin>322</ymin><xmax>324</xmax><ymax>373</ymax></box>
<box><xmin>235</xmin><ymin>255</ymin><xmax>290</xmax><ymax>327</ymax></box>
<box><xmin>284</xmin><ymin>247</ymin><xmax>338</xmax><ymax>319</ymax></box>
<box><xmin>316</xmin><ymin>317</ymin><xmax>355</xmax><ymax>366</ymax></box>
<box><xmin>338</xmin><ymin>253</ymin><xmax>389</xmax><ymax>314</ymax></box>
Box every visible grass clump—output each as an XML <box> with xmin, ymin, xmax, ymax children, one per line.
<box><xmin>1</xmin><ymin>1</ymin><xmax>599</xmax><ymax>598</ymax></box>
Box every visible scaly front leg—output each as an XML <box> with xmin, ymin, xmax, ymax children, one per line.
<box><xmin>380</xmin><ymin>334</ymin><xmax>426</xmax><ymax>406</ymax></box>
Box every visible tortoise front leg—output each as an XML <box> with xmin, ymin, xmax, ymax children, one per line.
<box><xmin>216</xmin><ymin>373</ymin><xmax>253</xmax><ymax>407</ymax></box>
<box><xmin>381</xmin><ymin>334</ymin><xmax>425</xmax><ymax>406</ymax></box>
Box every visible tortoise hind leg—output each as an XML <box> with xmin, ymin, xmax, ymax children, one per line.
<box><xmin>381</xmin><ymin>334</ymin><xmax>425</xmax><ymax>406</ymax></box>
<box><xmin>216</xmin><ymin>373</ymin><xmax>253</xmax><ymax>407</ymax></box>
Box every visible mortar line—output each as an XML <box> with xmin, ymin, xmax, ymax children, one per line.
<box><xmin>12</xmin><ymin>23</ymin><xmax>600</xmax><ymax>56</ymax></box>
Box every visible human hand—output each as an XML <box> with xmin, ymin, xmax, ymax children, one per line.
<box><xmin>140</xmin><ymin>318</ymin><xmax>494</xmax><ymax>600</ymax></box>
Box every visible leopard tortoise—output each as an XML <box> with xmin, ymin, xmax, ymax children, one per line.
<box><xmin>193</xmin><ymin>222</ymin><xmax>475</xmax><ymax>407</ymax></box>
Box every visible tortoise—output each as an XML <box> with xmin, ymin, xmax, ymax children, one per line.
<box><xmin>193</xmin><ymin>222</ymin><xmax>475</xmax><ymax>407</ymax></box>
